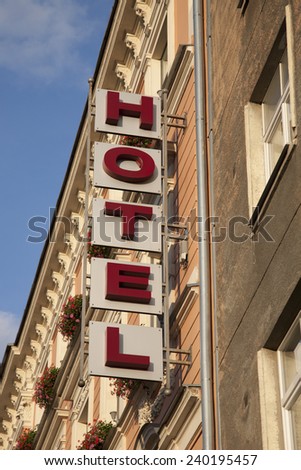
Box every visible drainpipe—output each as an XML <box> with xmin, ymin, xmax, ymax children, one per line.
<box><xmin>205</xmin><ymin>0</ymin><xmax>221</xmax><ymax>448</ymax></box>
<box><xmin>193</xmin><ymin>0</ymin><xmax>215</xmax><ymax>449</ymax></box>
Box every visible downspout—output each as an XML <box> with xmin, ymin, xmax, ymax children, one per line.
<box><xmin>205</xmin><ymin>0</ymin><xmax>221</xmax><ymax>448</ymax></box>
<box><xmin>193</xmin><ymin>0</ymin><xmax>215</xmax><ymax>449</ymax></box>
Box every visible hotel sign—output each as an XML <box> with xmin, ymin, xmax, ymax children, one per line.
<box><xmin>95</xmin><ymin>89</ymin><xmax>161</xmax><ymax>139</ymax></box>
<box><xmin>89</xmin><ymin>89</ymin><xmax>163</xmax><ymax>381</ymax></box>
<box><xmin>89</xmin><ymin>322</ymin><xmax>163</xmax><ymax>382</ymax></box>
<box><xmin>90</xmin><ymin>258</ymin><xmax>162</xmax><ymax>315</ymax></box>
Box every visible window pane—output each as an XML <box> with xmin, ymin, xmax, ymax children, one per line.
<box><xmin>282</xmin><ymin>324</ymin><xmax>301</xmax><ymax>392</ymax></box>
<box><xmin>263</xmin><ymin>69</ymin><xmax>281</xmax><ymax>131</ymax></box>
<box><xmin>291</xmin><ymin>394</ymin><xmax>301</xmax><ymax>449</ymax></box>
<box><xmin>280</xmin><ymin>49</ymin><xmax>289</xmax><ymax>92</ymax></box>
<box><xmin>268</xmin><ymin>119</ymin><xmax>284</xmax><ymax>172</ymax></box>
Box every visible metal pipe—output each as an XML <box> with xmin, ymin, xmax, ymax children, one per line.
<box><xmin>193</xmin><ymin>0</ymin><xmax>215</xmax><ymax>449</ymax></box>
<box><xmin>78</xmin><ymin>78</ymin><xmax>93</xmax><ymax>388</ymax></box>
<box><xmin>206</xmin><ymin>0</ymin><xmax>221</xmax><ymax>448</ymax></box>
<box><xmin>161</xmin><ymin>88</ymin><xmax>172</xmax><ymax>396</ymax></box>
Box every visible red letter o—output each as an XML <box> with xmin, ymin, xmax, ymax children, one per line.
<box><xmin>103</xmin><ymin>147</ymin><xmax>155</xmax><ymax>183</ymax></box>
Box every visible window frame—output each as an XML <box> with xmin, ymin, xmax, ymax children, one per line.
<box><xmin>277</xmin><ymin>312</ymin><xmax>301</xmax><ymax>449</ymax></box>
<box><xmin>262</xmin><ymin>49</ymin><xmax>291</xmax><ymax>181</ymax></box>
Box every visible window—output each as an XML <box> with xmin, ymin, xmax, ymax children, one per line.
<box><xmin>237</xmin><ymin>0</ymin><xmax>249</xmax><ymax>16</ymax></box>
<box><xmin>262</xmin><ymin>48</ymin><xmax>291</xmax><ymax>180</ymax></box>
<box><xmin>277</xmin><ymin>313</ymin><xmax>301</xmax><ymax>449</ymax></box>
<box><xmin>245</xmin><ymin>19</ymin><xmax>296</xmax><ymax>222</ymax></box>
<box><xmin>144</xmin><ymin>19</ymin><xmax>168</xmax><ymax>95</ymax></box>
<box><xmin>258</xmin><ymin>311</ymin><xmax>301</xmax><ymax>449</ymax></box>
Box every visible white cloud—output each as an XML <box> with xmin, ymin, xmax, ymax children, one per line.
<box><xmin>0</xmin><ymin>310</ymin><xmax>20</xmax><ymax>362</ymax></box>
<box><xmin>0</xmin><ymin>0</ymin><xmax>99</xmax><ymax>82</ymax></box>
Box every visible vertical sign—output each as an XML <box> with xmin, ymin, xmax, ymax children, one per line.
<box><xmin>89</xmin><ymin>88</ymin><xmax>162</xmax><ymax>382</ymax></box>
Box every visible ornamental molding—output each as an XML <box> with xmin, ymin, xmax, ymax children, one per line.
<box><xmin>1</xmin><ymin>420</ymin><xmax>12</xmax><ymax>434</ymax></box>
<box><xmin>115</xmin><ymin>63</ymin><xmax>132</xmax><ymax>90</ymax></box>
<box><xmin>64</xmin><ymin>233</ymin><xmax>76</xmax><ymax>251</ymax></box>
<box><xmin>13</xmin><ymin>381</ymin><xmax>22</xmax><ymax>393</ymax></box>
<box><xmin>41</xmin><ymin>306</ymin><xmax>52</xmax><ymax>325</ymax></box>
<box><xmin>30</xmin><ymin>339</ymin><xmax>41</xmax><ymax>358</ymax></box>
<box><xmin>57</xmin><ymin>252</ymin><xmax>71</xmax><ymax>272</ymax></box>
<box><xmin>52</xmin><ymin>271</ymin><xmax>64</xmax><ymax>289</ymax></box>
<box><xmin>5</xmin><ymin>407</ymin><xmax>15</xmax><ymax>422</ymax></box>
<box><xmin>77</xmin><ymin>190</ymin><xmax>86</xmax><ymax>206</ymax></box>
<box><xmin>125</xmin><ymin>33</ymin><xmax>141</xmax><ymax>58</ymax></box>
<box><xmin>35</xmin><ymin>323</ymin><xmax>47</xmax><ymax>342</ymax></box>
<box><xmin>134</xmin><ymin>1</ymin><xmax>151</xmax><ymax>26</ymax></box>
<box><xmin>24</xmin><ymin>355</ymin><xmax>36</xmax><ymax>372</ymax></box>
<box><xmin>46</xmin><ymin>289</ymin><xmax>58</xmax><ymax>307</ymax></box>
<box><xmin>16</xmin><ymin>397</ymin><xmax>32</xmax><ymax>424</ymax></box>
<box><xmin>10</xmin><ymin>395</ymin><xmax>17</xmax><ymax>407</ymax></box>
<box><xmin>15</xmin><ymin>368</ymin><xmax>25</xmax><ymax>385</ymax></box>
<box><xmin>138</xmin><ymin>398</ymin><xmax>152</xmax><ymax>425</ymax></box>
<box><xmin>71</xmin><ymin>377</ymin><xmax>91</xmax><ymax>420</ymax></box>
<box><xmin>71</xmin><ymin>212</ymin><xmax>83</xmax><ymax>231</ymax></box>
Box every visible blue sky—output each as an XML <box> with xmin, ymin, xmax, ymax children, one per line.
<box><xmin>0</xmin><ymin>0</ymin><xmax>115</xmax><ymax>360</ymax></box>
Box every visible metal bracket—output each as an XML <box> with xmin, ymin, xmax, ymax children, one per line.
<box><xmin>166</xmin><ymin>223</ymin><xmax>188</xmax><ymax>241</ymax></box>
<box><xmin>163</xmin><ymin>347</ymin><xmax>192</xmax><ymax>366</ymax></box>
<box><xmin>162</xmin><ymin>112</ymin><xmax>187</xmax><ymax>130</ymax></box>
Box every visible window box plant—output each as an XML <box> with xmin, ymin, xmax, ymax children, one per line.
<box><xmin>15</xmin><ymin>427</ymin><xmax>37</xmax><ymax>450</ymax></box>
<box><xmin>109</xmin><ymin>377</ymin><xmax>140</xmax><ymax>399</ymax></box>
<box><xmin>77</xmin><ymin>420</ymin><xmax>113</xmax><ymax>450</ymax></box>
<box><xmin>33</xmin><ymin>365</ymin><xmax>60</xmax><ymax>409</ymax></box>
<box><xmin>87</xmin><ymin>230</ymin><xmax>110</xmax><ymax>261</ymax></box>
<box><xmin>58</xmin><ymin>294</ymin><xmax>82</xmax><ymax>341</ymax></box>
<box><xmin>120</xmin><ymin>135</ymin><xmax>153</xmax><ymax>148</ymax></box>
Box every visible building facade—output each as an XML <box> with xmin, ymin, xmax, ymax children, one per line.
<box><xmin>0</xmin><ymin>0</ymin><xmax>300</xmax><ymax>450</ymax></box>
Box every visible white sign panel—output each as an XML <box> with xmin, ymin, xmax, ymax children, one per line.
<box><xmin>89</xmin><ymin>322</ymin><xmax>163</xmax><ymax>382</ymax></box>
<box><xmin>95</xmin><ymin>89</ymin><xmax>161</xmax><ymax>139</ymax></box>
<box><xmin>92</xmin><ymin>198</ymin><xmax>162</xmax><ymax>253</ymax></box>
<box><xmin>90</xmin><ymin>257</ymin><xmax>162</xmax><ymax>315</ymax></box>
<box><xmin>93</xmin><ymin>142</ymin><xmax>162</xmax><ymax>194</ymax></box>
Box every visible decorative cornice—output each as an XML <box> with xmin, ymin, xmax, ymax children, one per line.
<box><xmin>10</xmin><ymin>395</ymin><xmax>17</xmax><ymax>407</ymax></box>
<box><xmin>5</xmin><ymin>407</ymin><xmax>15</xmax><ymax>421</ymax></box>
<box><xmin>35</xmin><ymin>323</ymin><xmax>47</xmax><ymax>342</ymax></box>
<box><xmin>77</xmin><ymin>190</ymin><xmax>85</xmax><ymax>206</ymax></box>
<box><xmin>24</xmin><ymin>355</ymin><xmax>36</xmax><ymax>372</ymax></box>
<box><xmin>115</xmin><ymin>63</ymin><xmax>132</xmax><ymax>90</ymax></box>
<box><xmin>125</xmin><ymin>33</ymin><xmax>141</xmax><ymax>58</ymax></box>
<box><xmin>64</xmin><ymin>233</ymin><xmax>76</xmax><ymax>251</ymax></box>
<box><xmin>57</xmin><ymin>252</ymin><xmax>71</xmax><ymax>271</ymax></box>
<box><xmin>134</xmin><ymin>1</ymin><xmax>151</xmax><ymax>26</ymax></box>
<box><xmin>15</xmin><ymin>368</ymin><xmax>25</xmax><ymax>385</ymax></box>
<box><xmin>41</xmin><ymin>306</ymin><xmax>52</xmax><ymax>325</ymax></box>
<box><xmin>52</xmin><ymin>271</ymin><xmax>64</xmax><ymax>289</ymax></box>
<box><xmin>1</xmin><ymin>420</ymin><xmax>12</xmax><ymax>434</ymax></box>
<box><xmin>30</xmin><ymin>339</ymin><xmax>41</xmax><ymax>358</ymax></box>
<box><xmin>46</xmin><ymin>289</ymin><xmax>58</xmax><ymax>307</ymax></box>
<box><xmin>13</xmin><ymin>381</ymin><xmax>22</xmax><ymax>393</ymax></box>
<box><xmin>71</xmin><ymin>212</ymin><xmax>83</xmax><ymax>231</ymax></box>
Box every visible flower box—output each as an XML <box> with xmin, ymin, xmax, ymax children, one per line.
<box><xmin>77</xmin><ymin>420</ymin><xmax>113</xmax><ymax>450</ymax></box>
<box><xmin>33</xmin><ymin>365</ymin><xmax>60</xmax><ymax>409</ymax></box>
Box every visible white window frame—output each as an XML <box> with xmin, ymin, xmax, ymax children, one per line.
<box><xmin>277</xmin><ymin>312</ymin><xmax>301</xmax><ymax>449</ymax></box>
<box><xmin>262</xmin><ymin>51</ymin><xmax>291</xmax><ymax>181</ymax></box>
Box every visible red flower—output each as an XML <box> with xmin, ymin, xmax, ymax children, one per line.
<box><xmin>109</xmin><ymin>377</ymin><xmax>140</xmax><ymax>399</ymax></box>
<box><xmin>87</xmin><ymin>231</ymin><xmax>110</xmax><ymax>261</ymax></box>
<box><xmin>58</xmin><ymin>295</ymin><xmax>82</xmax><ymax>341</ymax></box>
<box><xmin>15</xmin><ymin>428</ymin><xmax>37</xmax><ymax>450</ymax></box>
<box><xmin>33</xmin><ymin>365</ymin><xmax>60</xmax><ymax>409</ymax></box>
<box><xmin>77</xmin><ymin>420</ymin><xmax>113</xmax><ymax>450</ymax></box>
<box><xmin>120</xmin><ymin>135</ymin><xmax>153</xmax><ymax>148</ymax></box>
